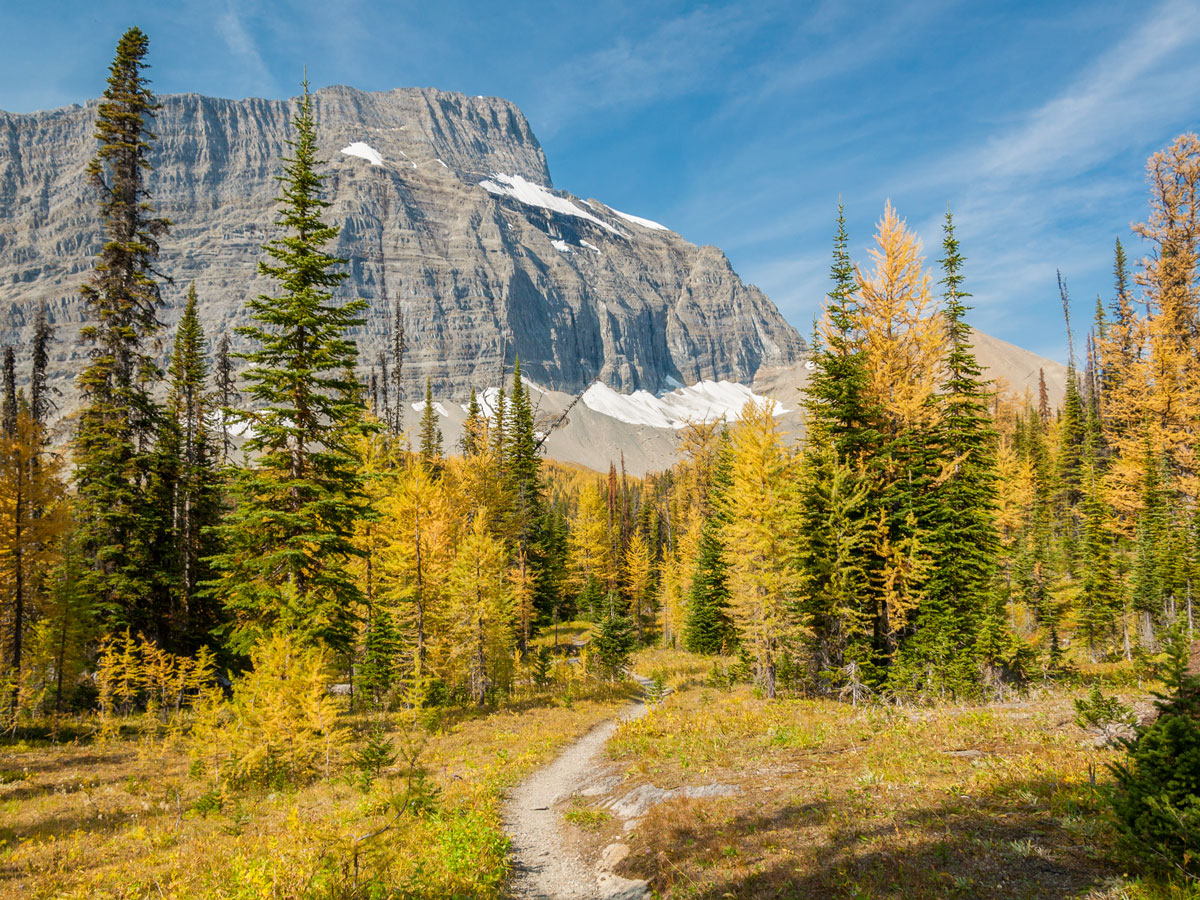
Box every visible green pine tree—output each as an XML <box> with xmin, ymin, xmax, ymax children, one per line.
<box><xmin>592</xmin><ymin>591</ymin><xmax>635</xmax><ymax>681</ymax></box>
<box><xmin>794</xmin><ymin>432</ymin><xmax>874</xmax><ymax>683</ymax></box>
<box><xmin>418</xmin><ymin>378</ymin><xmax>442</xmax><ymax>465</ymax></box>
<box><xmin>161</xmin><ymin>285</ymin><xmax>223</xmax><ymax>650</ymax></box>
<box><xmin>899</xmin><ymin>212</ymin><xmax>999</xmax><ymax>696</ymax></box>
<box><xmin>683</xmin><ymin>524</ymin><xmax>733</xmax><ymax>654</ymax></box>
<box><xmin>72</xmin><ymin>27</ymin><xmax>172</xmax><ymax>642</ymax></box>
<box><xmin>803</xmin><ymin>203</ymin><xmax>883</xmax><ymax>462</ymax></box>
<box><xmin>207</xmin><ymin>81</ymin><xmax>370</xmax><ymax>653</ymax></box>
<box><xmin>359</xmin><ymin>607</ymin><xmax>400</xmax><ymax>708</ymax></box>
<box><xmin>683</xmin><ymin>436</ymin><xmax>734</xmax><ymax>654</ymax></box>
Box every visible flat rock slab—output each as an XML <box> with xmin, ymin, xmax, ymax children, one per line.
<box><xmin>603</xmin><ymin>782</ymin><xmax>741</xmax><ymax>821</ymax></box>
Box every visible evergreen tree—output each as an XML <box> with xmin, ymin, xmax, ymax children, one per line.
<box><xmin>683</xmin><ymin>432</ymin><xmax>733</xmax><ymax>654</ymax></box>
<box><xmin>418</xmin><ymin>378</ymin><xmax>442</xmax><ymax>465</ymax></box>
<box><xmin>1</xmin><ymin>348</ymin><xmax>15</xmax><ymax>436</ymax></box>
<box><xmin>359</xmin><ymin>606</ymin><xmax>400</xmax><ymax>707</ymax></box>
<box><xmin>162</xmin><ymin>286</ymin><xmax>222</xmax><ymax>648</ymax></box>
<box><xmin>390</xmin><ymin>298</ymin><xmax>405</xmax><ymax>437</ymax></box>
<box><xmin>592</xmin><ymin>591</ymin><xmax>635</xmax><ymax>681</ymax></box>
<box><xmin>73</xmin><ymin>27</ymin><xmax>172</xmax><ymax>642</ymax></box>
<box><xmin>794</xmin><ymin>432</ymin><xmax>874</xmax><ymax>684</ymax></box>
<box><xmin>900</xmin><ymin>212</ymin><xmax>999</xmax><ymax>696</ymax></box>
<box><xmin>683</xmin><ymin>525</ymin><xmax>733</xmax><ymax>654</ymax></box>
<box><xmin>213</xmin><ymin>332</ymin><xmax>237</xmax><ymax>465</ymax></box>
<box><xmin>207</xmin><ymin>81</ymin><xmax>370</xmax><ymax>653</ymax></box>
<box><xmin>804</xmin><ymin>204</ymin><xmax>882</xmax><ymax>461</ymax></box>
<box><xmin>30</xmin><ymin>304</ymin><xmax>56</xmax><ymax>430</ymax></box>
<box><xmin>461</xmin><ymin>387</ymin><xmax>484</xmax><ymax>456</ymax></box>
<box><xmin>507</xmin><ymin>358</ymin><xmax>542</xmax><ymax>533</ymax></box>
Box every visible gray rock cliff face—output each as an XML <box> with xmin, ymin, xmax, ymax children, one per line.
<box><xmin>0</xmin><ymin>85</ymin><xmax>804</xmax><ymax>408</ymax></box>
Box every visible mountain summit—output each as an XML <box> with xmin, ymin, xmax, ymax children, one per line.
<box><xmin>0</xmin><ymin>84</ymin><xmax>805</xmax><ymax>407</ymax></box>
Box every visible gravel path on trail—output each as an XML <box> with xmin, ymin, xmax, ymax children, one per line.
<box><xmin>503</xmin><ymin>684</ymin><xmax>653</xmax><ymax>900</ymax></box>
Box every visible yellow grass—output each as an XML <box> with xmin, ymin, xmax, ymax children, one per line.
<box><xmin>0</xmin><ymin>682</ymin><xmax>634</xmax><ymax>899</ymax></box>
<box><xmin>604</xmin><ymin>675</ymin><xmax>1191</xmax><ymax>900</ymax></box>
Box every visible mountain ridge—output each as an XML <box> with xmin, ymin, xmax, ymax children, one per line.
<box><xmin>0</xmin><ymin>84</ymin><xmax>805</xmax><ymax>409</ymax></box>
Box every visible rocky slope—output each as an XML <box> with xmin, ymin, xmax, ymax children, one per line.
<box><xmin>0</xmin><ymin>85</ymin><xmax>805</xmax><ymax>408</ymax></box>
<box><xmin>410</xmin><ymin>328</ymin><xmax>1068</xmax><ymax>476</ymax></box>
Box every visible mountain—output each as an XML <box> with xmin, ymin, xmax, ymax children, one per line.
<box><xmin>0</xmin><ymin>85</ymin><xmax>805</xmax><ymax>411</ymax></box>
<box><xmin>0</xmin><ymin>84</ymin><xmax>1068</xmax><ymax>474</ymax></box>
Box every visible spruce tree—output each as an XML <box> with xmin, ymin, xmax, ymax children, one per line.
<box><xmin>901</xmin><ymin>212</ymin><xmax>999</xmax><ymax>695</ymax></box>
<box><xmin>794</xmin><ymin>431</ymin><xmax>874</xmax><ymax>683</ymax></box>
<box><xmin>798</xmin><ymin>205</ymin><xmax>883</xmax><ymax>688</ymax></box>
<box><xmin>207</xmin><ymin>81</ymin><xmax>370</xmax><ymax>653</ymax></box>
<box><xmin>592</xmin><ymin>591</ymin><xmax>635</xmax><ymax>682</ymax></box>
<box><xmin>73</xmin><ymin>27</ymin><xmax>172</xmax><ymax>641</ymax></box>
<box><xmin>683</xmin><ymin>436</ymin><xmax>733</xmax><ymax>654</ymax></box>
<box><xmin>418</xmin><ymin>378</ymin><xmax>442</xmax><ymax>464</ymax></box>
<box><xmin>213</xmin><ymin>332</ymin><xmax>237</xmax><ymax>465</ymax></box>
<box><xmin>390</xmin><ymin>299</ymin><xmax>405</xmax><ymax>437</ymax></box>
<box><xmin>804</xmin><ymin>204</ymin><xmax>882</xmax><ymax>461</ymax></box>
<box><xmin>30</xmin><ymin>304</ymin><xmax>55</xmax><ymax>430</ymax></box>
<box><xmin>162</xmin><ymin>286</ymin><xmax>222</xmax><ymax>648</ymax></box>
<box><xmin>1</xmin><ymin>349</ymin><xmax>15</xmax><ymax>437</ymax></box>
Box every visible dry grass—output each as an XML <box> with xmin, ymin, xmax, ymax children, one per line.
<box><xmin>604</xmin><ymin>672</ymin><xmax>1192</xmax><ymax>900</ymax></box>
<box><xmin>0</xmin><ymin>682</ymin><xmax>635</xmax><ymax>899</ymax></box>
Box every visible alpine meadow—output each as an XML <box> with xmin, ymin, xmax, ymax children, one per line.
<box><xmin>2</xmin><ymin>17</ymin><xmax>1200</xmax><ymax>900</ymax></box>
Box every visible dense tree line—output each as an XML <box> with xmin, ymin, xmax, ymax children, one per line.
<box><xmin>2</xmin><ymin>28</ymin><xmax>1198</xmax><ymax>729</ymax></box>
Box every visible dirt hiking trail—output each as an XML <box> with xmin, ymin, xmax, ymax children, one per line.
<box><xmin>503</xmin><ymin>680</ymin><xmax>654</xmax><ymax>900</ymax></box>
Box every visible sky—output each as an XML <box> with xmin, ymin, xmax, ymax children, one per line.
<box><xmin>3</xmin><ymin>0</ymin><xmax>1200</xmax><ymax>362</ymax></box>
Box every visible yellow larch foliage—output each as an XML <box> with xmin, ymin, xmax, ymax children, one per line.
<box><xmin>376</xmin><ymin>459</ymin><xmax>456</xmax><ymax>681</ymax></box>
<box><xmin>1103</xmin><ymin>134</ymin><xmax>1200</xmax><ymax>519</ymax></box>
<box><xmin>852</xmin><ymin>201</ymin><xmax>946</xmax><ymax>432</ymax></box>
<box><xmin>720</xmin><ymin>399</ymin><xmax>799</xmax><ymax>699</ymax></box>
<box><xmin>623</xmin><ymin>527</ymin><xmax>655</xmax><ymax>643</ymax></box>
<box><xmin>871</xmin><ymin>511</ymin><xmax>931</xmax><ymax>651</ymax></box>
<box><xmin>445</xmin><ymin>512</ymin><xmax>513</xmax><ymax>705</ymax></box>
<box><xmin>568</xmin><ymin>480</ymin><xmax>612</xmax><ymax>595</ymax></box>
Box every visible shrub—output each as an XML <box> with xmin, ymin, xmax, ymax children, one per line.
<box><xmin>1074</xmin><ymin>686</ymin><xmax>1137</xmax><ymax>730</ymax></box>
<box><xmin>189</xmin><ymin>631</ymin><xmax>346</xmax><ymax>790</ymax></box>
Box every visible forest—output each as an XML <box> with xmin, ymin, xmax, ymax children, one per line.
<box><xmin>1</xmin><ymin>27</ymin><xmax>1198</xmax><ymax>900</ymax></box>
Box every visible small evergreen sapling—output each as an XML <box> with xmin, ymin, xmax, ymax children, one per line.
<box><xmin>1109</xmin><ymin>625</ymin><xmax>1200</xmax><ymax>880</ymax></box>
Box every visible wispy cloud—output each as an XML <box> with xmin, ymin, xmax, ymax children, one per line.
<box><xmin>971</xmin><ymin>0</ymin><xmax>1200</xmax><ymax>182</ymax></box>
<box><xmin>215</xmin><ymin>2</ymin><xmax>279</xmax><ymax>98</ymax></box>
<box><xmin>529</xmin><ymin>6</ymin><xmax>765</xmax><ymax>135</ymax></box>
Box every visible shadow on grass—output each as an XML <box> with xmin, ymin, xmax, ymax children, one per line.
<box><xmin>627</xmin><ymin>776</ymin><xmax>1119</xmax><ymax>900</ymax></box>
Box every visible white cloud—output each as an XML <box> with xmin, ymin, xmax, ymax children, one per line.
<box><xmin>215</xmin><ymin>4</ymin><xmax>279</xmax><ymax>98</ymax></box>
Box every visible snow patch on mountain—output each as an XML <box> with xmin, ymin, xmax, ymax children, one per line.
<box><xmin>478</xmin><ymin>174</ymin><xmax>625</xmax><ymax>236</ymax></box>
<box><xmin>551</xmin><ymin>239</ymin><xmax>572</xmax><ymax>253</ymax></box>
<box><xmin>411</xmin><ymin>400</ymin><xmax>450</xmax><ymax>417</ymax></box>
<box><xmin>604</xmin><ymin>204</ymin><xmax>668</xmax><ymax>231</ymax></box>
<box><xmin>340</xmin><ymin>142</ymin><xmax>383</xmax><ymax>166</ymax></box>
<box><xmin>581</xmin><ymin>380</ymin><xmax>785</xmax><ymax>429</ymax></box>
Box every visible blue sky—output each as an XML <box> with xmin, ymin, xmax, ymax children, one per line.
<box><xmin>4</xmin><ymin>1</ymin><xmax>1200</xmax><ymax>361</ymax></box>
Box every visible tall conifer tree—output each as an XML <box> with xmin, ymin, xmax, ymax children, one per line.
<box><xmin>418</xmin><ymin>378</ymin><xmax>442</xmax><ymax>465</ymax></box>
<box><xmin>162</xmin><ymin>286</ymin><xmax>221</xmax><ymax>648</ymax></box>
<box><xmin>899</xmin><ymin>212</ymin><xmax>999</xmax><ymax>695</ymax></box>
<box><xmin>208</xmin><ymin>81</ymin><xmax>370</xmax><ymax>652</ymax></box>
<box><xmin>73</xmin><ymin>27</ymin><xmax>171</xmax><ymax>641</ymax></box>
